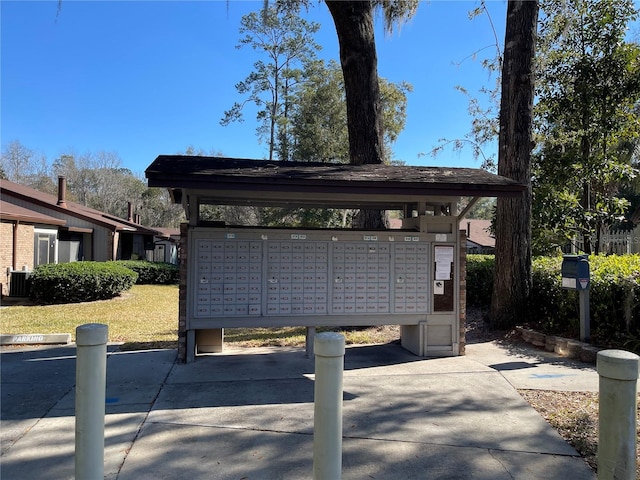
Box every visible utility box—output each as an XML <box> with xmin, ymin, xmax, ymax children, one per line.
<box><xmin>561</xmin><ymin>255</ymin><xmax>590</xmax><ymax>290</ymax></box>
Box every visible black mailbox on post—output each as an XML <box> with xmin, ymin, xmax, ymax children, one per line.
<box><xmin>561</xmin><ymin>254</ymin><xmax>590</xmax><ymax>290</ymax></box>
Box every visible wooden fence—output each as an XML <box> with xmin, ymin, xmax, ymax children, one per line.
<box><xmin>573</xmin><ymin>226</ymin><xmax>640</xmax><ymax>254</ymax></box>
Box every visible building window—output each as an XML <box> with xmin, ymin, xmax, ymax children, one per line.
<box><xmin>58</xmin><ymin>231</ymin><xmax>84</xmax><ymax>262</ymax></box>
<box><xmin>34</xmin><ymin>228</ymin><xmax>57</xmax><ymax>266</ymax></box>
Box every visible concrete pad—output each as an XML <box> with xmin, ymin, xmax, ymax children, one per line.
<box><xmin>342</xmin><ymin>371</ymin><xmax>578</xmax><ymax>455</ymax></box>
<box><xmin>342</xmin><ymin>438</ymin><xmax>594</xmax><ymax>480</ymax></box>
<box><xmin>116</xmin><ymin>421</ymin><xmax>314</xmax><ymax>480</ymax></box>
<box><xmin>1</xmin><ymin>418</ymin><xmax>40</xmax><ymax>455</ymax></box>
<box><xmin>466</xmin><ymin>341</ymin><xmax>599</xmax><ymax>392</ymax></box>
<box><xmin>0</xmin><ymin>416</ymin><xmax>76</xmax><ymax>480</ymax></box>
<box><xmin>488</xmin><ymin>450</ymin><xmax>595</xmax><ymax>480</ymax></box>
<box><xmin>170</xmin><ymin>347</ymin><xmax>314</xmax><ymax>383</ymax></box>
<box><xmin>344</xmin><ymin>343</ymin><xmax>495</xmax><ymax>376</ymax></box>
<box><xmin>0</xmin><ymin>412</ymin><xmax>149</xmax><ymax>480</ymax></box>
<box><xmin>117</xmin><ymin>414</ymin><xmax>594</xmax><ymax>480</ymax></box>
<box><xmin>1</xmin><ymin>341</ymin><xmax>598</xmax><ymax>479</ymax></box>
<box><xmin>171</xmin><ymin>344</ymin><xmax>494</xmax><ymax>385</ymax></box>
<box><xmin>152</xmin><ymin>368</ymin><xmax>576</xmax><ymax>456</ymax></box>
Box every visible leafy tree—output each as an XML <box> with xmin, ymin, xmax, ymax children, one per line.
<box><xmin>324</xmin><ymin>0</ymin><xmax>418</xmax><ymax>228</ymax></box>
<box><xmin>289</xmin><ymin>59</ymin><xmax>411</xmax><ymax>164</ymax></box>
<box><xmin>533</xmin><ymin>0</ymin><xmax>640</xmax><ymax>254</ymax></box>
<box><xmin>259</xmin><ymin>0</ymin><xmax>417</xmax><ymax>227</ymax></box>
<box><xmin>199</xmin><ymin>204</ymin><xmax>262</xmax><ymax>226</ymax></box>
<box><xmin>462</xmin><ymin>197</ymin><xmax>496</xmax><ymax>220</ymax></box>
<box><xmin>490</xmin><ymin>0</ymin><xmax>538</xmax><ymax>329</ymax></box>
<box><xmin>221</xmin><ymin>6</ymin><xmax>320</xmax><ymax>161</ymax></box>
<box><xmin>182</xmin><ymin>145</ymin><xmax>224</xmax><ymax>157</ymax></box>
<box><xmin>289</xmin><ymin>59</ymin><xmax>349</xmax><ymax>163</ymax></box>
<box><xmin>379</xmin><ymin>77</ymin><xmax>413</xmax><ymax>163</ymax></box>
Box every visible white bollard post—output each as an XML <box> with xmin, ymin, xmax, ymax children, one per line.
<box><xmin>597</xmin><ymin>349</ymin><xmax>639</xmax><ymax>480</ymax></box>
<box><xmin>75</xmin><ymin>323</ymin><xmax>108</xmax><ymax>480</ymax></box>
<box><xmin>313</xmin><ymin>332</ymin><xmax>345</xmax><ymax>480</ymax></box>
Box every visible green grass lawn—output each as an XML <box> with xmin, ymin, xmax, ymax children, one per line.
<box><xmin>1</xmin><ymin>284</ymin><xmax>399</xmax><ymax>350</ymax></box>
<box><xmin>1</xmin><ymin>285</ymin><xmax>179</xmax><ymax>349</ymax></box>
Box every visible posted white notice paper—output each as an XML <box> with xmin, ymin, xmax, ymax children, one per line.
<box><xmin>434</xmin><ymin>246</ymin><xmax>454</xmax><ymax>280</ymax></box>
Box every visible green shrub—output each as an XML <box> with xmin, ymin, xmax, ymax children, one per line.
<box><xmin>466</xmin><ymin>255</ymin><xmax>495</xmax><ymax>307</ymax></box>
<box><xmin>112</xmin><ymin>260</ymin><xmax>179</xmax><ymax>284</ymax></box>
<box><xmin>29</xmin><ymin>262</ymin><xmax>138</xmax><ymax>304</ymax></box>
<box><xmin>588</xmin><ymin>255</ymin><xmax>640</xmax><ymax>346</ymax></box>
<box><xmin>467</xmin><ymin>254</ymin><xmax>640</xmax><ymax>350</ymax></box>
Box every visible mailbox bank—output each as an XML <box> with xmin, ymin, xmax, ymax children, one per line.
<box><xmin>146</xmin><ymin>156</ymin><xmax>525</xmax><ymax>362</ymax></box>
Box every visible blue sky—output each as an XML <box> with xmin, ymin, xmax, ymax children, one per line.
<box><xmin>1</xmin><ymin>1</ymin><xmax>506</xmax><ymax>175</ymax></box>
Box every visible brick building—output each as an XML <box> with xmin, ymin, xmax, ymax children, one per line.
<box><xmin>1</xmin><ymin>177</ymin><xmax>162</xmax><ymax>297</ymax></box>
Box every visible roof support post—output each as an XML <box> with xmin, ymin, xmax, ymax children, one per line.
<box><xmin>188</xmin><ymin>196</ymin><xmax>198</xmax><ymax>227</ymax></box>
<box><xmin>457</xmin><ymin>197</ymin><xmax>480</xmax><ymax>221</ymax></box>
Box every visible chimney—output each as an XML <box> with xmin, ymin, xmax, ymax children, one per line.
<box><xmin>127</xmin><ymin>202</ymin><xmax>133</xmax><ymax>222</ymax></box>
<box><xmin>57</xmin><ymin>176</ymin><xmax>67</xmax><ymax>207</ymax></box>
<box><xmin>466</xmin><ymin>221</ymin><xmax>471</xmax><ymax>239</ymax></box>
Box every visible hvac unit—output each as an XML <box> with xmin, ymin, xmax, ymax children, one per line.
<box><xmin>9</xmin><ymin>271</ymin><xmax>31</xmax><ymax>297</ymax></box>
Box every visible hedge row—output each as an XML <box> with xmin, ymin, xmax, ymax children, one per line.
<box><xmin>29</xmin><ymin>262</ymin><xmax>138</xmax><ymax>304</ymax></box>
<box><xmin>467</xmin><ymin>254</ymin><xmax>640</xmax><ymax>350</ymax></box>
<box><xmin>112</xmin><ymin>260</ymin><xmax>179</xmax><ymax>285</ymax></box>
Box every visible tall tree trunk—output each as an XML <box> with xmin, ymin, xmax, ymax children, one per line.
<box><xmin>325</xmin><ymin>0</ymin><xmax>386</xmax><ymax>228</ymax></box>
<box><xmin>490</xmin><ymin>0</ymin><xmax>538</xmax><ymax>329</ymax></box>
<box><xmin>325</xmin><ymin>1</ymin><xmax>384</xmax><ymax>165</ymax></box>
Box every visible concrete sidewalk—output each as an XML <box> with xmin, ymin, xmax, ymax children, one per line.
<box><xmin>1</xmin><ymin>339</ymin><xmax>598</xmax><ymax>479</ymax></box>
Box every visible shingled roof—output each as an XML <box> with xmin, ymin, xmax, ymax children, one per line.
<box><xmin>146</xmin><ymin>156</ymin><xmax>526</xmax><ymax>209</ymax></box>
<box><xmin>0</xmin><ymin>200</ymin><xmax>66</xmax><ymax>226</ymax></box>
<box><xmin>1</xmin><ymin>179</ymin><xmax>159</xmax><ymax>235</ymax></box>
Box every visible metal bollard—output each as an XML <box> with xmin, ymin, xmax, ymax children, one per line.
<box><xmin>313</xmin><ymin>332</ymin><xmax>345</xmax><ymax>480</ymax></box>
<box><xmin>306</xmin><ymin>326</ymin><xmax>316</xmax><ymax>358</ymax></box>
<box><xmin>75</xmin><ymin>323</ymin><xmax>108</xmax><ymax>480</ymax></box>
<box><xmin>597</xmin><ymin>349</ymin><xmax>639</xmax><ymax>480</ymax></box>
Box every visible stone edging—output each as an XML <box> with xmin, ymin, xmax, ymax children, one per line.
<box><xmin>516</xmin><ymin>327</ymin><xmax>602</xmax><ymax>365</ymax></box>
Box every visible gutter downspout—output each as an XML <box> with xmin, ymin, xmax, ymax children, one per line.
<box><xmin>12</xmin><ymin>221</ymin><xmax>19</xmax><ymax>271</ymax></box>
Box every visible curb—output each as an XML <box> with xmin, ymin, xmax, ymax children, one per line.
<box><xmin>516</xmin><ymin>326</ymin><xmax>602</xmax><ymax>364</ymax></box>
<box><xmin>0</xmin><ymin>333</ymin><xmax>72</xmax><ymax>346</ymax></box>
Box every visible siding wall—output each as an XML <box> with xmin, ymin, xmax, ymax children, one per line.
<box><xmin>2</xmin><ymin>196</ymin><xmax>116</xmax><ymax>260</ymax></box>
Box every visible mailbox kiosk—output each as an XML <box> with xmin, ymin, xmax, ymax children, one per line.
<box><xmin>561</xmin><ymin>254</ymin><xmax>591</xmax><ymax>341</ymax></box>
<box><xmin>146</xmin><ymin>156</ymin><xmax>526</xmax><ymax>362</ymax></box>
